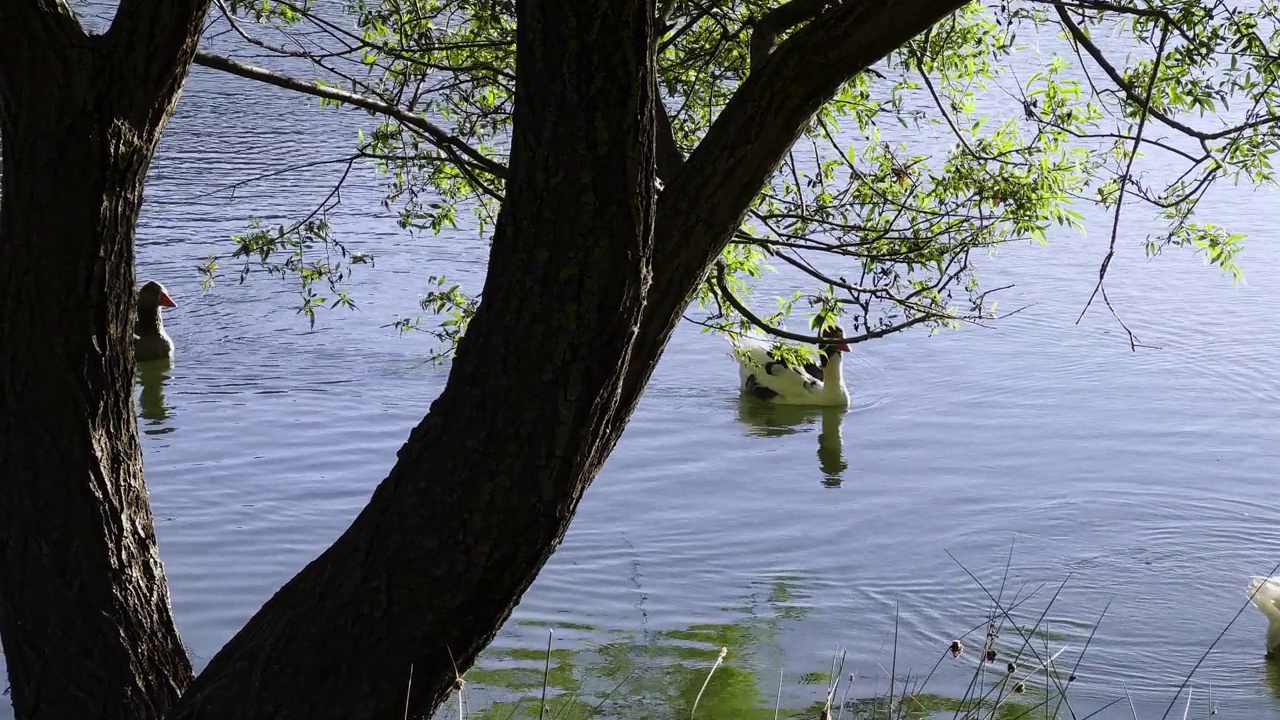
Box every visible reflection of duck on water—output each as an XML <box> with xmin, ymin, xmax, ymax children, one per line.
<box><xmin>734</xmin><ymin>400</ymin><xmax>848</xmax><ymax>486</ymax></box>
<box><xmin>137</xmin><ymin>360</ymin><xmax>174</xmax><ymax>428</ymax></box>
<box><xmin>1263</xmin><ymin>649</ymin><xmax>1280</xmax><ymax>702</ymax></box>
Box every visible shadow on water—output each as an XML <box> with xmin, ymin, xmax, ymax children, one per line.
<box><xmin>137</xmin><ymin>359</ymin><xmax>176</xmax><ymax>434</ymax></box>
<box><xmin>734</xmin><ymin>400</ymin><xmax>848</xmax><ymax>487</ymax></box>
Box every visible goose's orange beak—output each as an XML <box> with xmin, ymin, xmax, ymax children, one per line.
<box><xmin>158</xmin><ymin>290</ymin><xmax>177</xmax><ymax>308</ymax></box>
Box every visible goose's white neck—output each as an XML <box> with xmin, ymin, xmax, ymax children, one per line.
<box><xmin>136</xmin><ymin>305</ymin><xmax>165</xmax><ymax>338</ymax></box>
<box><xmin>821</xmin><ymin>352</ymin><xmax>849</xmax><ymax>404</ymax></box>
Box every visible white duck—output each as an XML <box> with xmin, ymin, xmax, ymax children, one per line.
<box><xmin>1247</xmin><ymin>576</ymin><xmax>1280</xmax><ymax>657</ymax></box>
<box><xmin>135</xmin><ymin>280</ymin><xmax>177</xmax><ymax>362</ymax></box>
<box><xmin>728</xmin><ymin>326</ymin><xmax>851</xmax><ymax>407</ymax></box>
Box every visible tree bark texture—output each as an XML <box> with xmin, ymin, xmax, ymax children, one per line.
<box><xmin>0</xmin><ymin>1</ymin><xmax>209</xmax><ymax>718</ymax></box>
<box><xmin>168</xmin><ymin>0</ymin><xmax>658</xmax><ymax>717</ymax></box>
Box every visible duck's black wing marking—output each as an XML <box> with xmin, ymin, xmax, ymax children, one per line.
<box><xmin>802</xmin><ymin>362</ymin><xmax>824</xmax><ymax>382</ymax></box>
<box><xmin>802</xmin><ymin>350</ymin><xmax>829</xmax><ymax>382</ymax></box>
<box><xmin>744</xmin><ymin>374</ymin><xmax>780</xmax><ymax>401</ymax></box>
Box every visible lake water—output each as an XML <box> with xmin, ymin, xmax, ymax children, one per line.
<box><xmin>4</xmin><ymin>19</ymin><xmax>1280</xmax><ymax>720</ymax></box>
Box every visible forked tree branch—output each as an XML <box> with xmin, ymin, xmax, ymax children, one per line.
<box><xmin>0</xmin><ymin>0</ymin><xmax>83</xmax><ymax>45</ymax></box>
<box><xmin>0</xmin><ymin>0</ymin><xmax>89</xmax><ymax>89</ymax></box>
<box><xmin>749</xmin><ymin>0</ymin><xmax>832</xmax><ymax>72</ymax></box>
<box><xmin>105</xmin><ymin>0</ymin><xmax>212</xmax><ymax>114</ymax></box>
<box><xmin>655</xmin><ymin>91</ymin><xmax>685</xmax><ymax>183</ymax></box>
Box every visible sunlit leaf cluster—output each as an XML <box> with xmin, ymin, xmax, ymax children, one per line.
<box><xmin>205</xmin><ymin>0</ymin><xmax>1280</xmax><ymax>360</ymax></box>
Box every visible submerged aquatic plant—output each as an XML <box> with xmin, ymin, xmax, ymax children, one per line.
<box><xmin>434</xmin><ymin>549</ymin><xmax>1280</xmax><ymax>719</ymax></box>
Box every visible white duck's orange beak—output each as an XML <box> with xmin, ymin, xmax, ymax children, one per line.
<box><xmin>158</xmin><ymin>290</ymin><xmax>177</xmax><ymax>308</ymax></box>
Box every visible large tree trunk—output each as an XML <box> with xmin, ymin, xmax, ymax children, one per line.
<box><xmin>0</xmin><ymin>2</ymin><xmax>208</xmax><ymax>718</ymax></box>
<box><xmin>0</xmin><ymin>74</ymin><xmax>190</xmax><ymax>720</ymax></box>
<box><xmin>171</xmin><ymin>0</ymin><xmax>967</xmax><ymax>716</ymax></box>
<box><xmin>1</xmin><ymin>0</ymin><xmax>970</xmax><ymax>716</ymax></box>
<box><xmin>168</xmin><ymin>1</ymin><xmax>658</xmax><ymax>717</ymax></box>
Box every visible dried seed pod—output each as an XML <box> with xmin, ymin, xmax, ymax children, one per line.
<box><xmin>1006</xmin><ymin>662</ymin><xmax>1017</xmax><ymax>674</ymax></box>
<box><xmin>949</xmin><ymin>640</ymin><xmax>964</xmax><ymax>657</ymax></box>
<box><xmin>1013</xmin><ymin>682</ymin><xmax>1026</xmax><ymax>694</ymax></box>
<box><xmin>984</xmin><ymin>648</ymin><xmax>997</xmax><ymax>663</ymax></box>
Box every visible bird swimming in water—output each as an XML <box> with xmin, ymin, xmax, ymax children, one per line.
<box><xmin>135</xmin><ymin>280</ymin><xmax>177</xmax><ymax>362</ymax></box>
<box><xmin>1247</xmin><ymin>576</ymin><xmax>1280</xmax><ymax>657</ymax></box>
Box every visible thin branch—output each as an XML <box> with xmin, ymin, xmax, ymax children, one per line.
<box><xmin>215</xmin><ymin>0</ymin><xmax>329</xmax><ymax>60</ymax></box>
<box><xmin>1047</xmin><ymin>0</ymin><xmax>1198</xmax><ymax>45</ymax></box>
<box><xmin>195</xmin><ymin>153</ymin><xmax>364</xmax><ymax>200</ymax></box>
<box><xmin>659</xmin><ymin>3</ymin><xmax>713</xmax><ymax>53</ymax></box>
<box><xmin>1076</xmin><ymin>22</ymin><xmax>1169</xmax><ymax>349</ymax></box>
<box><xmin>1055</xmin><ymin>2</ymin><xmax>1280</xmax><ymax>142</ymax></box>
<box><xmin>192</xmin><ymin>50</ymin><xmax>508</xmax><ymax>180</ymax></box>
<box><xmin>713</xmin><ymin>260</ymin><xmax>936</xmax><ymax>346</ymax></box>
<box><xmin>1038</xmin><ymin>119</ymin><xmax>1205</xmax><ymax>165</ymax></box>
